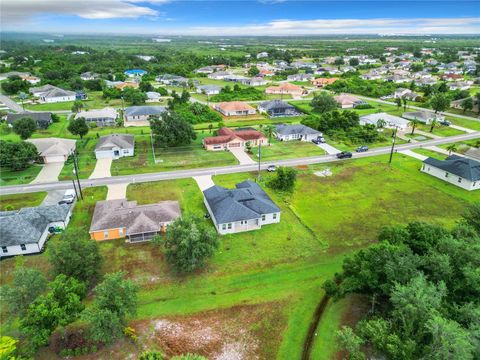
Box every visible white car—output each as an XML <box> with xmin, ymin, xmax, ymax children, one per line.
<box><xmin>59</xmin><ymin>189</ymin><xmax>76</xmax><ymax>205</ymax></box>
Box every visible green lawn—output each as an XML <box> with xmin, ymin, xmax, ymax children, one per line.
<box><xmin>417</xmin><ymin>124</ymin><xmax>465</xmax><ymax>137</ymax></box>
<box><xmin>447</xmin><ymin>116</ymin><xmax>480</xmax><ymax>131</ymax></box>
<box><xmin>250</xmin><ymin>139</ymin><xmax>326</xmax><ymax>162</ymax></box>
<box><xmin>412</xmin><ymin>148</ymin><xmax>446</xmax><ymax>160</ymax></box>
<box><xmin>0</xmin><ymin>165</ymin><xmax>43</xmax><ymax>186</ymax></box>
<box><xmin>0</xmin><ymin>192</ymin><xmax>47</xmax><ymax>211</ymax></box>
<box><xmin>1</xmin><ymin>154</ymin><xmax>477</xmax><ymax>359</ymax></box>
<box><xmin>59</xmin><ymin>138</ymin><xmax>97</xmax><ymax>180</ymax></box>
<box><xmin>111</xmin><ymin>133</ymin><xmax>238</xmax><ymax>176</ymax></box>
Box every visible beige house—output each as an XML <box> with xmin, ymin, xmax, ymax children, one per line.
<box><xmin>213</xmin><ymin>102</ymin><xmax>256</xmax><ymax>116</ymax></box>
<box><xmin>203</xmin><ymin>127</ymin><xmax>267</xmax><ymax>151</ymax></box>
<box><xmin>265</xmin><ymin>82</ymin><xmax>305</xmax><ymax>97</ymax></box>
<box><xmin>27</xmin><ymin>138</ymin><xmax>76</xmax><ymax>163</ymax></box>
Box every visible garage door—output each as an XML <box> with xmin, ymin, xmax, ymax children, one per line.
<box><xmin>45</xmin><ymin>155</ymin><xmax>65</xmax><ymax>163</ymax></box>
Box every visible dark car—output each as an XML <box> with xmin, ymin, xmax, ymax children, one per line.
<box><xmin>439</xmin><ymin>120</ymin><xmax>451</xmax><ymax>126</ymax></box>
<box><xmin>336</xmin><ymin>151</ymin><xmax>353</xmax><ymax>159</ymax></box>
<box><xmin>356</xmin><ymin>145</ymin><xmax>369</xmax><ymax>152</ymax></box>
<box><xmin>267</xmin><ymin>165</ymin><xmax>277</xmax><ymax>172</ymax></box>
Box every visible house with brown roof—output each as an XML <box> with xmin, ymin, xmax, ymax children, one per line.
<box><xmin>213</xmin><ymin>101</ymin><xmax>256</xmax><ymax>117</ymax></box>
<box><xmin>115</xmin><ymin>82</ymin><xmax>139</xmax><ymax>90</ymax></box>
<box><xmin>334</xmin><ymin>94</ymin><xmax>366</xmax><ymax>108</ymax></box>
<box><xmin>265</xmin><ymin>82</ymin><xmax>305</xmax><ymax>97</ymax></box>
<box><xmin>203</xmin><ymin>127</ymin><xmax>267</xmax><ymax>151</ymax></box>
<box><xmin>311</xmin><ymin>78</ymin><xmax>338</xmax><ymax>87</ymax></box>
<box><xmin>89</xmin><ymin>199</ymin><xmax>181</xmax><ymax>243</ymax></box>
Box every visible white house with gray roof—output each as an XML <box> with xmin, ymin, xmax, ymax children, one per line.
<box><xmin>402</xmin><ymin>111</ymin><xmax>444</xmax><ymax>124</ymax></box>
<box><xmin>75</xmin><ymin>107</ymin><xmax>118</xmax><ymax>126</ymax></box>
<box><xmin>421</xmin><ymin>155</ymin><xmax>480</xmax><ymax>191</ymax></box>
<box><xmin>360</xmin><ymin>112</ymin><xmax>410</xmax><ymax>130</ymax></box>
<box><xmin>0</xmin><ymin>204</ymin><xmax>72</xmax><ymax>257</ymax></box>
<box><xmin>124</xmin><ymin>105</ymin><xmax>167</xmax><ymax>127</ymax></box>
<box><xmin>203</xmin><ymin>180</ymin><xmax>281</xmax><ymax>235</ymax></box>
<box><xmin>274</xmin><ymin>124</ymin><xmax>321</xmax><ymax>142</ymax></box>
<box><xmin>95</xmin><ymin>134</ymin><xmax>135</xmax><ymax>159</ymax></box>
<box><xmin>196</xmin><ymin>84</ymin><xmax>222</xmax><ymax>95</ymax></box>
<box><xmin>30</xmin><ymin>84</ymin><xmax>76</xmax><ymax>103</ymax></box>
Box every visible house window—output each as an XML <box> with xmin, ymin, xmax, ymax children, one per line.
<box><xmin>273</xmin><ymin>213</ymin><xmax>277</xmax><ymax>220</ymax></box>
<box><xmin>422</xmin><ymin>164</ymin><xmax>425</xmax><ymax>170</ymax></box>
<box><xmin>222</xmin><ymin>224</ymin><xmax>226</xmax><ymax>230</ymax></box>
<box><xmin>20</xmin><ymin>244</ymin><xmax>26</xmax><ymax>251</ymax></box>
<box><xmin>123</xmin><ymin>150</ymin><xmax>129</xmax><ymax>154</ymax></box>
<box><xmin>104</xmin><ymin>231</ymin><xmax>109</xmax><ymax>238</ymax></box>
<box><xmin>458</xmin><ymin>177</ymin><xmax>462</xmax><ymax>183</ymax></box>
<box><xmin>2</xmin><ymin>246</ymin><xmax>7</xmax><ymax>253</ymax></box>
<box><xmin>227</xmin><ymin>223</ymin><xmax>232</xmax><ymax>229</ymax></box>
<box><xmin>262</xmin><ymin>215</ymin><xmax>266</xmax><ymax>221</ymax></box>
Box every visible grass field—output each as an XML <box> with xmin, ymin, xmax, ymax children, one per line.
<box><xmin>0</xmin><ymin>192</ymin><xmax>47</xmax><ymax>211</ymax></box>
<box><xmin>1</xmin><ymin>154</ymin><xmax>478</xmax><ymax>359</ymax></box>
<box><xmin>58</xmin><ymin>138</ymin><xmax>97</xmax><ymax>180</ymax></box>
<box><xmin>416</xmin><ymin>124</ymin><xmax>466</xmax><ymax>137</ymax></box>
<box><xmin>0</xmin><ymin>165</ymin><xmax>43</xmax><ymax>186</ymax></box>
<box><xmin>249</xmin><ymin>139</ymin><xmax>326</xmax><ymax>161</ymax></box>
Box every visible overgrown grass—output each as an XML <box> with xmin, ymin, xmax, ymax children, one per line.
<box><xmin>0</xmin><ymin>192</ymin><xmax>47</xmax><ymax>210</ymax></box>
<box><xmin>58</xmin><ymin>138</ymin><xmax>97</xmax><ymax>180</ymax></box>
<box><xmin>249</xmin><ymin>139</ymin><xmax>326</xmax><ymax>162</ymax></box>
<box><xmin>0</xmin><ymin>165</ymin><xmax>43</xmax><ymax>186</ymax></box>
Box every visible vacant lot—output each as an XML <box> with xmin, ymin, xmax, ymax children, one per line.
<box><xmin>0</xmin><ymin>192</ymin><xmax>47</xmax><ymax>210</ymax></box>
<box><xmin>249</xmin><ymin>139</ymin><xmax>326</xmax><ymax>162</ymax></box>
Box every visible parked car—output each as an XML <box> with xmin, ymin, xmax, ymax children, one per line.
<box><xmin>356</xmin><ymin>145</ymin><xmax>369</xmax><ymax>152</ymax></box>
<box><xmin>267</xmin><ymin>165</ymin><xmax>277</xmax><ymax>172</ymax></box>
<box><xmin>439</xmin><ymin>120</ymin><xmax>451</xmax><ymax>126</ymax></box>
<box><xmin>336</xmin><ymin>151</ymin><xmax>353</xmax><ymax>159</ymax></box>
<box><xmin>312</xmin><ymin>136</ymin><xmax>326</xmax><ymax>144</ymax></box>
<box><xmin>58</xmin><ymin>189</ymin><xmax>76</xmax><ymax>205</ymax></box>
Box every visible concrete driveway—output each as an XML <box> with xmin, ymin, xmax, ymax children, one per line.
<box><xmin>107</xmin><ymin>183</ymin><xmax>128</xmax><ymax>200</ymax></box>
<box><xmin>89</xmin><ymin>158</ymin><xmax>112</xmax><ymax>179</ymax></box>
<box><xmin>229</xmin><ymin>148</ymin><xmax>256</xmax><ymax>165</ymax></box>
<box><xmin>317</xmin><ymin>143</ymin><xmax>341</xmax><ymax>155</ymax></box>
<box><xmin>193</xmin><ymin>175</ymin><xmax>215</xmax><ymax>191</ymax></box>
<box><xmin>31</xmin><ymin>163</ymin><xmax>64</xmax><ymax>184</ymax></box>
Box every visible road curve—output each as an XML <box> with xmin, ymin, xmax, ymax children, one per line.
<box><xmin>1</xmin><ymin>132</ymin><xmax>478</xmax><ymax>196</ymax></box>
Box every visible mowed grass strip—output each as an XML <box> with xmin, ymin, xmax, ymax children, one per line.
<box><xmin>0</xmin><ymin>192</ymin><xmax>47</xmax><ymax>211</ymax></box>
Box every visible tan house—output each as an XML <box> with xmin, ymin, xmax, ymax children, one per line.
<box><xmin>89</xmin><ymin>199</ymin><xmax>181</xmax><ymax>243</ymax></box>
<box><xmin>213</xmin><ymin>101</ymin><xmax>256</xmax><ymax>116</ymax></box>
<box><xmin>265</xmin><ymin>82</ymin><xmax>305</xmax><ymax>97</ymax></box>
<box><xmin>311</xmin><ymin>78</ymin><xmax>338</xmax><ymax>87</ymax></box>
<box><xmin>203</xmin><ymin>127</ymin><xmax>267</xmax><ymax>151</ymax></box>
<box><xmin>115</xmin><ymin>82</ymin><xmax>139</xmax><ymax>90</ymax></box>
<box><xmin>334</xmin><ymin>94</ymin><xmax>366</xmax><ymax>108</ymax></box>
<box><xmin>27</xmin><ymin>138</ymin><xmax>76</xmax><ymax>163</ymax></box>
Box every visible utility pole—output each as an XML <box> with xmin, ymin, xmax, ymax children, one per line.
<box><xmin>71</xmin><ymin>179</ymin><xmax>79</xmax><ymax>200</ymax></box>
<box><xmin>72</xmin><ymin>151</ymin><xmax>83</xmax><ymax>200</ymax></box>
<box><xmin>389</xmin><ymin>126</ymin><xmax>398</xmax><ymax>164</ymax></box>
<box><xmin>257</xmin><ymin>141</ymin><xmax>261</xmax><ymax>181</ymax></box>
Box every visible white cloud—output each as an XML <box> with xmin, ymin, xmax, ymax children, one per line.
<box><xmin>1</xmin><ymin>0</ymin><xmax>169</xmax><ymax>24</ymax></box>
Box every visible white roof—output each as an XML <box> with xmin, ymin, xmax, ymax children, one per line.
<box><xmin>27</xmin><ymin>138</ymin><xmax>76</xmax><ymax>157</ymax></box>
<box><xmin>75</xmin><ymin>107</ymin><xmax>117</xmax><ymax>120</ymax></box>
<box><xmin>360</xmin><ymin>112</ymin><xmax>410</xmax><ymax>127</ymax></box>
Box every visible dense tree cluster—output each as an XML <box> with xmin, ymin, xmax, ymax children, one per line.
<box><xmin>324</xmin><ymin>203</ymin><xmax>480</xmax><ymax>360</ymax></box>
<box><xmin>150</xmin><ymin>112</ymin><xmax>196</xmax><ymax>148</ymax></box>
<box><xmin>210</xmin><ymin>84</ymin><xmax>265</xmax><ymax>102</ymax></box>
<box><xmin>0</xmin><ymin>140</ymin><xmax>38</xmax><ymax>170</ymax></box>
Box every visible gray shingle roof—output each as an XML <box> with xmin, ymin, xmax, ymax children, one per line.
<box><xmin>124</xmin><ymin>106</ymin><xmax>166</xmax><ymax>117</ymax></box>
<box><xmin>424</xmin><ymin>155</ymin><xmax>480</xmax><ymax>181</ymax></box>
<box><xmin>259</xmin><ymin>100</ymin><xmax>295</xmax><ymax>112</ymax></box>
<box><xmin>95</xmin><ymin>134</ymin><xmax>134</xmax><ymax>152</ymax></box>
<box><xmin>89</xmin><ymin>199</ymin><xmax>181</xmax><ymax>235</ymax></box>
<box><xmin>6</xmin><ymin>112</ymin><xmax>52</xmax><ymax>129</ymax></box>
<box><xmin>275</xmin><ymin>123</ymin><xmax>320</xmax><ymax>136</ymax></box>
<box><xmin>203</xmin><ymin>180</ymin><xmax>280</xmax><ymax>224</ymax></box>
<box><xmin>0</xmin><ymin>204</ymin><xmax>71</xmax><ymax>247</ymax></box>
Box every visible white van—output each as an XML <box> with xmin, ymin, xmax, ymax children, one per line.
<box><xmin>59</xmin><ymin>189</ymin><xmax>76</xmax><ymax>205</ymax></box>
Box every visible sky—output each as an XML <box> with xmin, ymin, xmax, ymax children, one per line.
<box><xmin>1</xmin><ymin>0</ymin><xmax>480</xmax><ymax>36</ymax></box>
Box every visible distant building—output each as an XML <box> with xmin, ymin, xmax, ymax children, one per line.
<box><xmin>265</xmin><ymin>83</ymin><xmax>305</xmax><ymax>97</ymax></box>
<box><xmin>196</xmin><ymin>84</ymin><xmax>222</xmax><ymax>95</ymax></box>
<box><xmin>274</xmin><ymin>124</ymin><xmax>321</xmax><ymax>142</ymax></box>
<box><xmin>75</xmin><ymin>108</ymin><xmax>118</xmax><ymax>127</ymax></box>
<box><xmin>27</xmin><ymin>138</ymin><xmax>76</xmax><ymax>163</ymax></box>
<box><xmin>213</xmin><ymin>101</ymin><xmax>256</xmax><ymax>117</ymax></box>
<box><xmin>124</xmin><ymin>69</ymin><xmax>147</xmax><ymax>77</ymax></box>
<box><xmin>6</xmin><ymin>112</ymin><xmax>53</xmax><ymax>129</ymax></box>
<box><xmin>124</xmin><ymin>105</ymin><xmax>167</xmax><ymax>127</ymax></box>
<box><xmin>30</xmin><ymin>84</ymin><xmax>76</xmax><ymax>103</ymax></box>
<box><xmin>257</xmin><ymin>100</ymin><xmax>301</xmax><ymax>117</ymax></box>
<box><xmin>203</xmin><ymin>127</ymin><xmax>267</xmax><ymax>151</ymax></box>
<box><xmin>402</xmin><ymin>111</ymin><xmax>444</xmax><ymax>124</ymax></box>
<box><xmin>95</xmin><ymin>134</ymin><xmax>135</xmax><ymax>160</ymax></box>
<box><xmin>360</xmin><ymin>112</ymin><xmax>410</xmax><ymax>130</ymax></box>
<box><xmin>334</xmin><ymin>94</ymin><xmax>366</xmax><ymax>109</ymax></box>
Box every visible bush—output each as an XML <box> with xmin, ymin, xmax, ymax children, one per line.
<box><xmin>268</xmin><ymin>166</ymin><xmax>297</xmax><ymax>191</ymax></box>
<box><xmin>210</xmin><ymin>85</ymin><xmax>265</xmax><ymax>102</ymax></box>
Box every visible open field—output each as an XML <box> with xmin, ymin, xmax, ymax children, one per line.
<box><xmin>0</xmin><ymin>165</ymin><xmax>43</xmax><ymax>186</ymax></box>
<box><xmin>0</xmin><ymin>192</ymin><xmax>47</xmax><ymax>211</ymax></box>
<box><xmin>250</xmin><ymin>139</ymin><xmax>326</xmax><ymax>162</ymax></box>
<box><xmin>1</xmin><ymin>154</ymin><xmax>478</xmax><ymax>358</ymax></box>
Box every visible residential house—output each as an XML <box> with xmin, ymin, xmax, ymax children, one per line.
<box><xmin>287</xmin><ymin>73</ymin><xmax>314</xmax><ymax>82</ymax></box>
<box><xmin>75</xmin><ymin>91</ymin><xmax>88</xmax><ymax>100</ymax></box>
<box><xmin>115</xmin><ymin>82</ymin><xmax>139</xmax><ymax>91</ymax></box>
<box><xmin>80</xmin><ymin>72</ymin><xmax>99</xmax><ymax>81</ymax></box>
<box><xmin>315</xmin><ymin>66</ymin><xmax>340</xmax><ymax>75</ymax></box>
<box><xmin>247</xmin><ymin>77</ymin><xmax>267</xmax><ymax>86</ymax></box>
<box><xmin>89</xmin><ymin>199</ymin><xmax>181</xmax><ymax>242</ymax></box>
<box><xmin>392</xmin><ymin>88</ymin><xmax>414</xmax><ymax>99</ymax></box>
<box><xmin>361</xmin><ymin>72</ymin><xmax>383</xmax><ymax>81</ymax></box>
<box><xmin>451</xmin><ymin>97</ymin><xmax>479</xmax><ymax>113</ymax></box>
<box><xmin>421</xmin><ymin>156</ymin><xmax>480</xmax><ymax>191</ymax></box>
<box><xmin>256</xmin><ymin>52</ymin><xmax>269</xmax><ymax>59</ymax></box>
<box><xmin>402</xmin><ymin>111</ymin><xmax>444</xmax><ymax>124</ymax></box>
<box><xmin>360</xmin><ymin>113</ymin><xmax>410</xmax><ymax>130</ymax></box>
<box><xmin>290</xmin><ymin>61</ymin><xmax>317</xmax><ymax>70</ymax></box>
<box><xmin>0</xmin><ymin>204</ymin><xmax>72</xmax><ymax>257</ymax></box>
<box><xmin>213</xmin><ymin>102</ymin><xmax>256</xmax><ymax>117</ymax></box>
<box><xmin>156</xmin><ymin>74</ymin><xmax>189</xmax><ymax>86</ymax></box>
<box><xmin>385</xmin><ymin>75</ymin><xmax>411</xmax><ymax>84</ymax></box>
<box><xmin>274</xmin><ymin>124</ymin><xmax>321</xmax><ymax>141</ymax></box>
<box><xmin>20</xmin><ymin>75</ymin><xmax>41</xmax><ymax>84</ymax></box>
<box><xmin>0</xmin><ymin>71</ymin><xmax>30</xmax><ymax>81</ymax></box>
<box><xmin>75</xmin><ymin>107</ymin><xmax>118</xmax><ymax>127</ymax></box>
<box><xmin>146</xmin><ymin>91</ymin><xmax>161</xmax><ymax>102</ymax></box>
<box><xmin>30</xmin><ymin>84</ymin><xmax>76</xmax><ymax>103</ymax></box>
<box><xmin>334</xmin><ymin>94</ymin><xmax>366</xmax><ymax>109</ymax></box>
<box><xmin>6</xmin><ymin>112</ymin><xmax>53</xmax><ymax>129</ymax></box>
<box><xmin>414</xmin><ymin>77</ymin><xmax>437</xmax><ymax>86</ymax></box>
<box><xmin>441</xmin><ymin>74</ymin><xmax>463</xmax><ymax>82</ymax></box>
<box><xmin>449</xmin><ymin>81</ymin><xmax>472</xmax><ymax>91</ymax></box>
<box><xmin>124</xmin><ymin>69</ymin><xmax>147</xmax><ymax>77</ymax></box>
<box><xmin>195</xmin><ymin>66</ymin><xmax>216</xmax><ymax>74</ymax></box>
<box><xmin>208</xmin><ymin>71</ymin><xmax>232</xmax><ymax>80</ymax></box>
<box><xmin>136</xmin><ymin>55</ymin><xmax>155</xmax><ymax>62</ymax></box>
<box><xmin>311</xmin><ymin>78</ymin><xmax>338</xmax><ymax>87</ymax></box>
<box><xmin>257</xmin><ymin>100</ymin><xmax>301</xmax><ymax>117</ymax></box>
<box><xmin>203</xmin><ymin>127</ymin><xmax>267</xmax><ymax>151</ymax></box>
<box><xmin>265</xmin><ymin>83</ymin><xmax>305</xmax><ymax>97</ymax></box>
<box><xmin>196</xmin><ymin>84</ymin><xmax>222</xmax><ymax>95</ymax></box>
<box><xmin>27</xmin><ymin>138</ymin><xmax>76</xmax><ymax>163</ymax></box>
<box><xmin>95</xmin><ymin>134</ymin><xmax>135</xmax><ymax>159</ymax></box>
<box><xmin>124</xmin><ymin>105</ymin><xmax>167</xmax><ymax>127</ymax></box>
<box><xmin>203</xmin><ymin>180</ymin><xmax>280</xmax><ymax>235</ymax></box>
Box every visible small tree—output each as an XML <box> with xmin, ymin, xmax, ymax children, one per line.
<box><xmin>264</xmin><ymin>125</ymin><xmax>275</xmax><ymax>144</ymax></box>
<box><xmin>268</xmin><ymin>166</ymin><xmax>297</xmax><ymax>191</ymax></box>
<box><xmin>12</xmin><ymin>117</ymin><xmax>37</xmax><ymax>140</ymax></box>
<box><xmin>68</xmin><ymin>117</ymin><xmax>89</xmax><ymax>139</ymax></box>
<box><xmin>71</xmin><ymin>100</ymin><xmax>84</xmax><ymax>113</ymax></box>
<box><xmin>162</xmin><ymin>216</ymin><xmax>219</xmax><ymax>273</ymax></box>
<box><xmin>460</xmin><ymin>97</ymin><xmax>473</xmax><ymax>113</ymax></box>
<box><xmin>47</xmin><ymin>231</ymin><xmax>103</xmax><ymax>287</ymax></box>
<box><xmin>402</xmin><ymin>97</ymin><xmax>408</xmax><ymax>111</ymax></box>
<box><xmin>248</xmin><ymin>66</ymin><xmax>260</xmax><ymax>77</ymax></box>
<box><xmin>430</xmin><ymin>93</ymin><xmax>449</xmax><ymax>114</ymax></box>
<box><xmin>429</xmin><ymin>119</ymin><xmax>438</xmax><ymax>133</ymax></box>
<box><xmin>336</xmin><ymin>326</ymin><xmax>366</xmax><ymax>360</ymax></box>
<box><xmin>208</xmin><ymin>123</ymin><xmax>213</xmax><ymax>133</ymax></box>
<box><xmin>172</xmin><ymin>355</ymin><xmax>208</xmax><ymax>360</ymax></box>
<box><xmin>311</xmin><ymin>92</ymin><xmax>338</xmax><ymax>114</ymax></box>
<box><xmin>395</xmin><ymin>97</ymin><xmax>402</xmax><ymax>109</ymax></box>
<box><xmin>139</xmin><ymin>351</ymin><xmax>164</xmax><ymax>360</ymax></box>
<box><xmin>0</xmin><ymin>262</ymin><xmax>47</xmax><ymax>317</ymax></box>
<box><xmin>446</xmin><ymin>143</ymin><xmax>457</xmax><ymax>155</ymax></box>
<box><xmin>376</xmin><ymin>119</ymin><xmax>386</xmax><ymax>129</ymax></box>
<box><xmin>409</xmin><ymin>119</ymin><xmax>420</xmax><ymax>135</ymax></box>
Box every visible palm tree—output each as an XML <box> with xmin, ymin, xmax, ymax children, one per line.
<box><xmin>409</xmin><ymin>118</ymin><xmax>420</xmax><ymax>135</ymax></box>
<box><xmin>264</xmin><ymin>125</ymin><xmax>275</xmax><ymax>145</ymax></box>
<box><xmin>208</xmin><ymin>123</ymin><xmax>213</xmax><ymax>134</ymax></box>
<box><xmin>395</xmin><ymin>97</ymin><xmax>402</xmax><ymax>109</ymax></box>
<box><xmin>446</xmin><ymin>143</ymin><xmax>457</xmax><ymax>155</ymax></box>
<box><xmin>376</xmin><ymin>119</ymin><xmax>386</xmax><ymax>129</ymax></box>
<box><xmin>429</xmin><ymin>119</ymin><xmax>438</xmax><ymax>133</ymax></box>
<box><xmin>402</xmin><ymin>97</ymin><xmax>408</xmax><ymax>111</ymax></box>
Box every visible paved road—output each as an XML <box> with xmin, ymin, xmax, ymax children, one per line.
<box><xmin>0</xmin><ymin>94</ymin><xmax>25</xmax><ymax>112</ymax></box>
<box><xmin>1</xmin><ymin>132</ymin><xmax>478</xmax><ymax>196</ymax></box>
